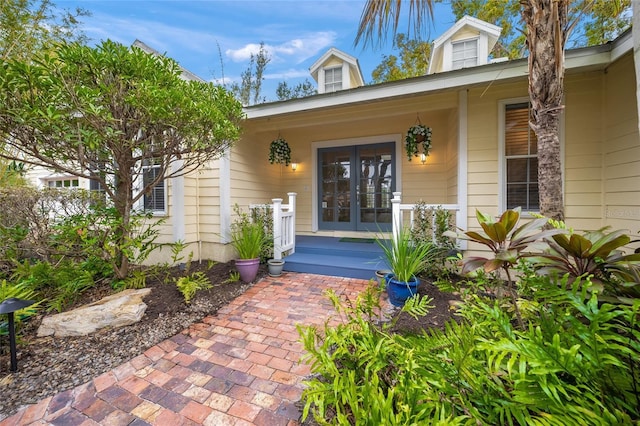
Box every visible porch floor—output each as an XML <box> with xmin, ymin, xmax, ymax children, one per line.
<box><xmin>283</xmin><ymin>235</ymin><xmax>389</xmax><ymax>280</ymax></box>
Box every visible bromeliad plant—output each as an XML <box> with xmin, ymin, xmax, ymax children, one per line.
<box><xmin>530</xmin><ymin>227</ymin><xmax>640</xmax><ymax>302</ymax></box>
<box><xmin>445</xmin><ymin>208</ymin><xmax>561</xmax><ymax>327</ymax></box>
<box><xmin>446</xmin><ymin>208</ymin><xmax>559</xmax><ymax>278</ymax></box>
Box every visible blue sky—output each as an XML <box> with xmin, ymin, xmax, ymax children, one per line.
<box><xmin>59</xmin><ymin>0</ymin><xmax>457</xmax><ymax>101</ymax></box>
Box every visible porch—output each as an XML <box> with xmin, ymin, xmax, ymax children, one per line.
<box><xmin>262</xmin><ymin>192</ymin><xmax>460</xmax><ymax>280</ymax></box>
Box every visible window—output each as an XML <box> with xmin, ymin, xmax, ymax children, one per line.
<box><xmin>324</xmin><ymin>66</ymin><xmax>342</xmax><ymax>92</ymax></box>
<box><xmin>504</xmin><ymin>102</ymin><xmax>539</xmax><ymax>211</ymax></box>
<box><xmin>47</xmin><ymin>178</ymin><xmax>79</xmax><ymax>188</ymax></box>
<box><xmin>452</xmin><ymin>39</ymin><xmax>478</xmax><ymax>70</ymax></box>
<box><xmin>89</xmin><ymin>176</ymin><xmax>107</xmax><ymax>206</ymax></box>
<box><xmin>142</xmin><ymin>160</ymin><xmax>165</xmax><ymax>213</ymax></box>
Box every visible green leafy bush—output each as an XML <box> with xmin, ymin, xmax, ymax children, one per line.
<box><xmin>299</xmin><ymin>283</ymin><xmax>437</xmax><ymax>425</ymax></box>
<box><xmin>299</xmin><ymin>272</ymin><xmax>640</xmax><ymax>425</ymax></box>
<box><xmin>410</xmin><ymin>202</ymin><xmax>457</xmax><ymax>279</ymax></box>
<box><xmin>11</xmin><ymin>259</ymin><xmax>95</xmax><ymax>312</ymax></box>
<box><xmin>175</xmin><ymin>272</ymin><xmax>212</xmax><ymax>304</ymax></box>
<box><xmin>0</xmin><ymin>279</ymin><xmax>41</xmax><ymax>336</ymax></box>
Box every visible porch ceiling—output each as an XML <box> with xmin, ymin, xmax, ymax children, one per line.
<box><xmin>245</xmin><ymin>92</ymin><xmax>458</xmax><ymax>132</ymax></box>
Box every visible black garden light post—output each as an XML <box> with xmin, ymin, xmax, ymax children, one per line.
<box><xmin>0</xmin><ymin>297</ymin><xmax>35</xmax><ymax>372</ymax></box>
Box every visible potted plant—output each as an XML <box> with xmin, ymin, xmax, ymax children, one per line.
<box><xmin>230</xmin><ymin>217</ymin><xmax>267</xmax><ymax>283</ymax></box>
<box><xmin>378</xmin><ymin>227</ymin><xmax>436</xmax><ymax>306</ymax></box>
<box><xmin>268</xmin><ymin>137</ymin><xmax>291</xmax><ymax>166</ymax></box>
<box><xmin>405</xmin><ymin>124</ymin><xmax>432</xmax><ymax>161</ymax></box>
<box><xmin>267</xmin><ymin>258</ymin><xmax>285</xmax><ymax>277</ymax></box>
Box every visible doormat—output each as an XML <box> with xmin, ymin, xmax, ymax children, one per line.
<box><xmin>338</xmin><ymin>237</ymin><xmax>376</xmax><ymax>244</ymax></box>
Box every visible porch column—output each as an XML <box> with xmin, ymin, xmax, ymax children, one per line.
<box><xmin>287</xmin><ymin>192</ymin><xmax>297</xmax><ymax>254</ymax></box>
<box><xmin>272</xmin><ymin>198</ymin><xmax>283</xmax><ymax>260</ymax></box>
<box><xmin>457</xmin><ymin>90</ymin><xmax>469</xmax><ymax>249</ymax></box>
<box><xmin>391</xmin><ymin>192</ymin><xmax>402</xmax><ymax>243</ymax></box>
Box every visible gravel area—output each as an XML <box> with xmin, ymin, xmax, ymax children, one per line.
<box><xmin>0</xmin><ymin>261</ymin><xmax>263</xmax><ymax>420</ymax></box>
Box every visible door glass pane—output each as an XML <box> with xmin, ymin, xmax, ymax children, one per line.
<box><xmin>321</xmin><ymin>150</ymin><xmax>351</xmax><ymax>223</ymax></box>
<box><xmin>358</xmin><ymin>147</ymin><xmax>392</xmax><ymax>225</ymax></box>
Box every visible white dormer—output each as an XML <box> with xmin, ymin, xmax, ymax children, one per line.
<box><xmin>428</xmin><ymin>16</ymin><xmax>502</xmax><ymax>74</ymax></box>
<box><xmin>310</xmin><ymin>48</ymin><xmax>365</xmax><ymax>94</ymax></box>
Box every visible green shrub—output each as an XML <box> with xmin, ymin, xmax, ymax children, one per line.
<box><xmin>11</xmin><ymin>259</ymin><xmax>96</xmax><ymax>312</ymax></box>
<box><xmin>410</xmin><ymin>203</ymin><xmax>457</xmax><ymax>279</ymax></box>
<box><xmin>249</xmin><ymin>204</ymin><xmax>274</xmax><ymax>261</ymax></box>
<box><xmin>299</xmin><ymin>271</ymin><xmax>640</xmax><ymax>425</ymax></box>
<box><xmin>0</xmin><ymin>279</ymin><xmax>42</xmax><ymax>336</ymax></box>
<box><xmin>175</xmin><ymin>272</ymin><xmax>212</xmax><ymax>304</ymax></box>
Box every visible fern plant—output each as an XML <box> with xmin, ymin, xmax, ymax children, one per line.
<box><xmin>175</xmin><ymin>272</ymin><xmax>211</xmax><ymax>304</ymax></box>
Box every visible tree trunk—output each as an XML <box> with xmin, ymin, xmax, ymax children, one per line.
<box><xmin>521</xmin><ymin>0</ymin><xmax>567</xmax><ymax>221</ymax></box>
<box><xmin>112</xmin><ymin>159</ymin><xmax>134</xmax><ymax>280</ymax></box>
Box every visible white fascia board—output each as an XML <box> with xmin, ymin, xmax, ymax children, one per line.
<box><xmin>611</xmin><ymin>30</ymin><xmax>633</xmax><ymax>62</ymax></box>
<box><xmin>247</xmin><ymin>45</ymin><xmax>613</xmax><ymax>120</ymax></box>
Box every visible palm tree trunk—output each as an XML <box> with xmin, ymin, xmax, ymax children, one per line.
<box><xmin>521</xmin><ymin>0</ymin><xmax>567</xmax><ymax>221</ymax></box>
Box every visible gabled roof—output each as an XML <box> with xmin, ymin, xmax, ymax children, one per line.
<box><xmin>132</xmin><ymin>39</ymin><xmax>205</xmax><ymax>82</ymax></box>
<box><xmin>428</xmin><ymin>15</ymin><xmax>502</xmax><ymax>74</ymax></box>
<box><xmin>309</xmin><ymin>47</ymin><xmax>365</xmax><ymax>88</ymax></box>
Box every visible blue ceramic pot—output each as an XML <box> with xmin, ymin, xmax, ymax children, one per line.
<box><xmin>385</xmin><ymin>273</ymin><xmax>420</xmax><ymax>307</ymax></box>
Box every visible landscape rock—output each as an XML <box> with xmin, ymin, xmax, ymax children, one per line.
<box><xmin>37</xmin><ymin>289</ymin><xmax>152</xmax><ymax>337</ymax></box>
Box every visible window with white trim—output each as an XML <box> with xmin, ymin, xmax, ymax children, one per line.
<box><xmin>142</xmin><ymin>159</ymin><xmax>165</xmax><ymax>213</ymax></box>
<box><xmin>452</xmin><ymin>38</ymin><xmax>478</xmax><ymax>70</ymax></box>
<box><xmin>504</xmin><ymin>102</ymin><xmax>539</xmax><ymax>211</ymax></box>
<box><xmin>47</xmin><ymin>178</ymin><xmax>79</xmax><ymax>188</ymax></box>
<box><xmin>324</xmin><ymin>66</ymin><xmax>342</xmax><ymax>92</ymax></box>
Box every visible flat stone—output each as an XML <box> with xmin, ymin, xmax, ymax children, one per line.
<box><xmin>37</xmin><ymin>289</ymin><xmax>152</xmax><ymax>337</ymax></box>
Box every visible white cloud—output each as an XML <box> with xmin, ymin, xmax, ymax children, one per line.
<box><xmin>265</xmin><ymin>68</ymin><xmax>313</xmax><ymax>80</ymax></box>
<box><xmin>225</xmin><ymin>31</ymin><xmax>337</xmax><ymax>65</ymax></box>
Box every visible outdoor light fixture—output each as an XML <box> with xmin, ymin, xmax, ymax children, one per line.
<box><xmin>291</xmin><ymin>162</ymin><xmax>298</xmax><ymax>171</ymax></box>
<box><xmin>0</xmin><ymin>297</ymin><xmax>35</xmax><ymax>372</ymax></box>
<box><xmin>421</xmin><ymin>153</ymin><xmax>427</xmax><ymax>164</ymax></box>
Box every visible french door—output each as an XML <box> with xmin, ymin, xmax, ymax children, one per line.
<box><xmin>318</xmin><ymin>143</ymin><xmax>395</xmax><ymax>231</ymax></box>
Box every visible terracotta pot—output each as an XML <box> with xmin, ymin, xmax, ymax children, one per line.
<box><xmin>235</xmin><ymin>258</ymin><xmax>260</xmax><ymax>283</ymax></box>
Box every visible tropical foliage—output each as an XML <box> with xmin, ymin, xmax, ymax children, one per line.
<box><xmin>300</xmin><ymin>210</ymin><xmax>640</xmax><ymax>425</ymax></box>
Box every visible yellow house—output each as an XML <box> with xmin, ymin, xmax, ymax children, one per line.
<box><xmin>123</xmin><ymin>18</ymin><xmax>640</xmax><ymax>276</ymax></box>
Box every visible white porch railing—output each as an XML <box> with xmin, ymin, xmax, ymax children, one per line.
<box><xmin>390</xmin><ymin>192</ymin><xmax>460</xmax><ymax>243</ymax></box>
<box><xmin>272</xmin><ymin>192</ymin><xmax>296</xmax><ymax>260</ymax></box>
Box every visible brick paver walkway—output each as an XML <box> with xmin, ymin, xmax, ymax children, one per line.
<box><xmin>1</xmin><ymin>273</ymin><xmax>373</xmax><ymax>426</ymax></box>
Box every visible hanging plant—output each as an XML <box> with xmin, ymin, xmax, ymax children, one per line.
<box><xmin>405</xmin><ymin>124</ymin><xmax>432</xmax><ymax>161</ymax></box>
<box><xmin>268</xmin><ymin>137</ymin><xmax>291</xmax><ymax>166</ymax></box>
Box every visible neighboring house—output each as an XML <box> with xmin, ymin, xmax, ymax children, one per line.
<box><xmin>25</xmin><ymin>18</ymin><xmax>640</xmax><ymax>268</ymax></box>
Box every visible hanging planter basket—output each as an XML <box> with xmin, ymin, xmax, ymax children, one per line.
<box><xmin>269</xmin><ymin>137</ymin><xmax>291</xmax><ymax>166</ymax></box>
<box><xmin>405</xmin><ymin>124</ymin><xmax>432</xmax><ymax>161</ymax></box>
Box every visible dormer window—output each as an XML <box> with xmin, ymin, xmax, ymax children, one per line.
<box><xmin>324</xmin><ymin>66</ymin><xmax>343</xmax><ymax>92</ymax></box>
<box><xmin>452</xmin><ymin>38</ymin><xmax>478</xmax><ymax>70</ymax></box>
